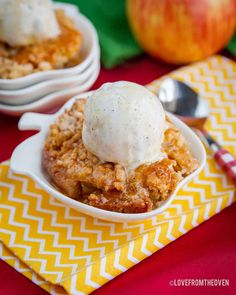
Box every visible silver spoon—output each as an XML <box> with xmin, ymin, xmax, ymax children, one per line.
<box><xmin>158</xmin><ymin>78</ymin><xmax>236</xmax><ymax>185</ymax></box>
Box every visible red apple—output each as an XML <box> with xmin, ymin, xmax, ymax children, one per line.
<box><xmin>127</xmin><ymin>0</ymin><xmax>236</xmax><ymax>64</ymax></box>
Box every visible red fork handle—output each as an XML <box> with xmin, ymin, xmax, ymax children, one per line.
<box><xmin>214</xmin><ymin>149</ymin><xmax>236</xmax><ymax>185</ymax></box>
<box><xmin>199</xmin><ymin>130</ymin><xmax>236</xmax><ymax>186</ymax></box>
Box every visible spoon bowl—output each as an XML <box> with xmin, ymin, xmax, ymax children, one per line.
<box><xmin>158</xmin><ymin>78</ymin><xmax>236</xmax><ymax>185</ymax></box>
<box><xmin>159</xmin><ymin>78</ymin><xmax>209</xmax><ymax>128</ymax></box>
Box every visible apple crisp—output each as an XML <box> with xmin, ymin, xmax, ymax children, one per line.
<box><xmin>43</xmin><ymin>99</ymin><xmax>199</xmax><ymax>214</ymax></box>
<box><xmin>0</xmin><ymin>10</ymin><xmax>82</xmax><ymax>79</ymax></box>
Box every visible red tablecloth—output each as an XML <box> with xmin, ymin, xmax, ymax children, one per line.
<box><xmin>0</xmin><ymin>55</ymin><xmax>235</xmax><ymax>295</ymax></box>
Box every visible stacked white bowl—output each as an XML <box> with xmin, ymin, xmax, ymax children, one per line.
<box><xmin>0</xmin><ymin>2</ymin><xmax>100</xmax><ymax>116</ymax></box>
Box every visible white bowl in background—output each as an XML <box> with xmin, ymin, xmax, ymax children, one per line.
<box><xmin>0</xmin><ymin>62</ymin><xmax>100</xmax><ymax>116</ymax></box>
<box><xmin>0</xmin><ymin>47</ymin><xmax>99</xmax><ymax>105</ymax></box>
<box><xmin>0</xmin><ymin>2</ymin><xmax>99</xmax><ymax>90</ymax></box>
<box><xmin>10</xmin><ymin>92</ymin><xmax>206</xmax><ymax>222</ymax></box>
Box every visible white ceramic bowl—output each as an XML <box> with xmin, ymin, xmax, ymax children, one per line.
<box><xmin>0</xmin><ymin>2</ymin><xmax>99</xmax><ymax>90</ymax></box>
<box><xmin>0</xmin><ymin>47</ymin><xmax>99</xmax><ymax>105</ymax></box>
<box><xmin>0</xmin><ymin>63</ymin><xmax>100</xmax><ymax>116</ymax></box>
<box><xmin>10</xmin><ymin>92</ymin><xmax>206</xmax><ymax>222</ymax></box>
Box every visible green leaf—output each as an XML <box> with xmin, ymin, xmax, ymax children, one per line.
<box><xmin>226</xmin><ymin>34</ymin><xmax>236</xmax><ymax>56</ymax></box>
<box><xmin>54</xmin><ymin>0</ymin><xmax>142</xmax><ymax>68</ymax></box>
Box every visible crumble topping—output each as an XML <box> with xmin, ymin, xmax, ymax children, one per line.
<box><xmin>43</xmin><ymin>99</ymin><xmax>199</xmax><ymax>213</ymax></box>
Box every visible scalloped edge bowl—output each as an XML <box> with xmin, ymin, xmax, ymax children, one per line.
<box><xmin>0</xmin><ymin>47</ymin><xmax>99</xmax><ymax>105</ymax></box>
<box><xmin>0</xmin><ymin>62</ymin><xmax>100</xmax><ymax>116</ymax></box>
<box><xmin>10</xmin><ymin>92</ymin><xmax>206</xmax><ymax>222</ymax></box>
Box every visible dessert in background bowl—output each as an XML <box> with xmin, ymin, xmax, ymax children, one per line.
<box><xmin>0</xmin><ymin>1</ymin><xmax>100</xmax><ymax>113</ymax></box>
<box><xmin>0</xmin><ymin>0</ymin><xmax>82</xmax><ymax>79</ymax></box>
<box><xmin>0</xmin><ymin>1</ymin><xmax>99</xmax><ymax>91</ymax></box>
<box><xmin>42</xmin><ymin>82</ymin><xmax>200</xmax><ymax>214</ymax></box>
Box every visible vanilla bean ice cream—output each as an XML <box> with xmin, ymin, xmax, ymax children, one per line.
<box><xmin>82</xmin><ymin>81</ymin><xmax>166</xmax><ymax>171</ymax></box>
<box><xmin>0</xmin><ymin>0</ymin><xmax>60</xmax><ymax>46</ymax></box>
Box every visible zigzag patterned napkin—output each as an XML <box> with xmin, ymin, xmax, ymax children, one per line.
<box><xmin>0</xmin><ymin>56</ymin><xmax>235</xmax><ymax>295</ymax></box>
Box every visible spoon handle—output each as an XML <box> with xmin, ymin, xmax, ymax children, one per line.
<box><xmin>214</xmin><ymin>149</ymin><xmax>236</xmax><ymax>185</ymax></box>
<box><xmin>201</xmin><ymin>130</ymin><xmax>236</xmax><ymax>185</ymax></box>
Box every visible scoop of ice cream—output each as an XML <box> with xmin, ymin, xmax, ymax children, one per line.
<box><xmin>0</xmin><ymin>0</ymin><xmax>60</xmax><ymax>46</ymax></box>
<box><xmin>82</xmin><ymin>81</ymin><xmax>166</xmax><ymax>171</ymax></box>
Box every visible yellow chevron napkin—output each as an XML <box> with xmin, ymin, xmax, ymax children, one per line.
<box><xmin>0</xmin><ymin>56</ymin><xmax>235</xmax><ymax>295</ymax></box>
